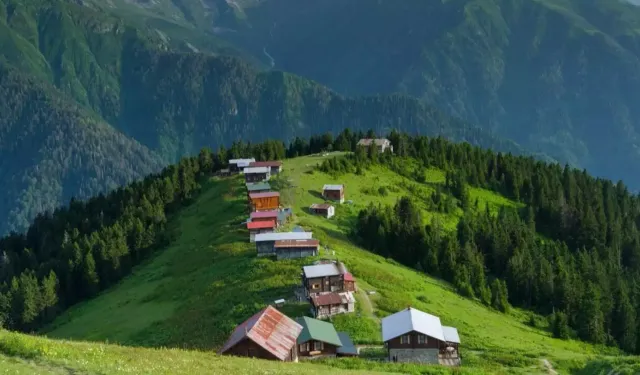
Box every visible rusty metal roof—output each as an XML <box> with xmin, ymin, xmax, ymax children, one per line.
<box><xmin>249</xmin><ymin>192</ymin><xmax>280</xmax><ymax>199</ymax></box>
<box><xmin>311</xmin><ymin>292</ymin><xmax>344</xmax><ymax>307</ymax></box>
<box><xmin>247</xmin><ymin>220</ymin><xmax>276</xmax><ymax>230</ymax></box>
<box><xmin>274</xmin><ymin>239</ymin><xmax>320</xmax><ymax>248</ymax></box>
<box><xmin>250</xmin><ymin>210</ymin><xmax>279</xmax><ymax>219</ymax></box>
<box><xmin>219</xmin><ymin>306</ymin><xmax>302</xmax><ymax>361</ymax></box>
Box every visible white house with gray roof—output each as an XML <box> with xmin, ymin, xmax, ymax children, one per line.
<box><xmin>382</xmin><ymin>307</ymin><xmax>460</xmax><ymax>366</ymax></box>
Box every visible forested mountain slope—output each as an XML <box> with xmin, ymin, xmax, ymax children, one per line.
<box><xmin>165</xmin><ymin>0</ymin><xmax>640</xmax><ymax>188</ymax></box>
<box><xmin>0</xmin><ymin>63</ymin><xmax>164</xmax><ymax>234</ymax></box>
<box><xmin>0</xmin><ymin>0</ymin><xmax>521</xmax><ymax>234</ymax></box>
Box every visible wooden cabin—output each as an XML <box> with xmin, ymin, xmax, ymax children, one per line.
<box><xmin>357</xmin><ymin>138</ymin><xmax>393</xmax><ymax>153</ymax></box>
<box><xmin>247</xmin><ymin>220</ymin><xmax>276</xmax><ymax>242</ymax></box>
<box><xmin>250</xmin><ymin>210</ymin><xmax>280</xmax><ymax>226</ymax></box>
<box><xmin>250</xmin><ymin>161</ymin><xmax>283</xmax><ymax>175</ymax></box>
<box><xmin>218</xmin><ymin>305</ymin><xmax>303</xmax><ymax>362</ymax></box>
<box><xmin>309</xmin><ymin>203</ymin><xmax>335</xmax><ymax>218</ymax></box>
<box><xmin>310</xmin><ymin>291</ymin><xmax>355</xmax><ymax>319</ymax></box>
<box><xmin>382</xmin><ymin>307</ymin><xmax>461</xmax><ymax>366</ymax></box>
<box><xmin>249</xmin><ymin>192</ymin><xmax>280</xmax><ymax>212</ymax></box>
<box><xmin>244</xmin><ymin>167</ymin><xmax>271</xmax><ymax>183</ymax></box>
<box><xmin>228</xmin><ymin>158</ymin><xmax>255</xmax><ymax>173</ymax></box>
<box><xmin>301</xmin><ymin>262</ymin><xmax>356</xmax><ymax>297</ymax></box>
<box><xmin>322</xmin><ymin>185</ymin><xmax>344</xmax><ymax>203</ymax></box>
<box><xmin>295</xmin><ymin>317</ymin><xmax>343</xmax><ymax>359</ymax></box>
<box><xmin>255</xmin><ymin>232</ymin><xmax>314</xmax><ymax>257</ymax></box>
<box><xmin>274</xmin><ymin>239</ymin><xmax>320</xmax><ymax>260</ymax></box>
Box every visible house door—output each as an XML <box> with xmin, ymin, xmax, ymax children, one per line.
<box><xmin>248</xmin><ymin>347</ymin><xmax>257</xmax><ymax>358</ymax></box>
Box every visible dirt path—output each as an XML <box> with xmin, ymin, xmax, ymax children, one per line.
<box><xmin>541</xmin><ymin>359</ymin><xmax>558</xmax><ymax>375</ymax></box>
<box><xmin>358</xmin><ymin>288</ymin><xmax>379</xmax><ymax>322</ymax></box>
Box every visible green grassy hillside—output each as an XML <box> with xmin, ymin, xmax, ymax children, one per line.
<box><xmin>0</xmin><ymin>330</ymin><xmax>384</xmax><ymax>375</ymax></box>
<box><xmin>39</xmin><ymin>153</ymin><xmax>626</xmax><ymax>374</ymax></box>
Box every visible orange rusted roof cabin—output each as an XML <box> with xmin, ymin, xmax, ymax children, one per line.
<box><xmin>249</xmin><ymin>191</ymin><xmax>280</xmax><ymax>212</ymax></box>
<box><xmin>219</xmin><ymin>305</ymin><xmax>303</xmax><ymax>362</ymax></box>
<box><xmin>322</xmin><ymin>184</ymin><xmax>345</xmax><ymax>203</ymax></box>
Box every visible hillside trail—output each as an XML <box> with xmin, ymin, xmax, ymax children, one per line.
<box><xmin>541</xmin><ymin>358</ymin><xmax>558</xmax><ymax>375</ymax></box>
<box><xmin>358</xmin><ymin>288</ymin><xmax>379</xmax><ymax>322</ymax></box>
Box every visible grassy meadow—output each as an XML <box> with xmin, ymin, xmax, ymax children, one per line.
<box><xmin>32</xmin><ymin>152</ymin><xmax>631</xmax><ymax>374</ymax></box>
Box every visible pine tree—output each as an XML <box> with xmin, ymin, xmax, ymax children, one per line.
<box><xmin>40</xmin><ymin>270</ymin><xmax>59</xmax><ymax>323</ymax></box>
<box><xmin>82</xmin><ymin>251</ymin><xmax>100</xmax><ymax>298</ymax></box>
<box><xmin>577</xmin><ymin>283</ymin><xmax>606</xmax><ymax>344</ymax></box>
<box><xmin>551</xmin><ymin>311</ymin><xmax>571</xmax><ymax>339</ymax></box>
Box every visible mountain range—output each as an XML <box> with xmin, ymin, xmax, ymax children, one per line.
<box><xmin>2</xmin><ymin>0</ymin><xmax>640</xmax><ymax>233</ymax></box>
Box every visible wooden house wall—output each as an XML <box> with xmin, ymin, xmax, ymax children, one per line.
<box><xmin>304</xmin><ymin>275</ymin><xmax>344</xmax><ymax>294</ymax></box>
<box><xmin>323</xmin><ymin>190</ymin><xmax>343</xmax><ymax>201</ymax></box>
<box><xmin>256</xmin><ymin>241</ymin><xmax>276</xmax><ymax>256</ymax></box>
<box><xmin>385</xmin><ymin>331</ymin><xmax>441</xmax><ymax>350</ymax></box>
<box><xmin>298</xmin><ymin>340</ymin><xmax>338</xmax><ymax>357</ymax></box>
<box><xmin>224</xmin><ymin>338</ymin><xmax>291</xmax><ymax>361</ymax></box>
<box><xmin>344</xmin><ymin>280</ymin><xmax>356</xmax><ymax>292</ymax></box>
<box><xmin>251</xmin><ymin>196</ymin><xmax>280</xmax><ymax>211</ymax></box>
<box><xmin>276</xmin><ymin>247</ymin><xmax>318</xmax><ymax>260</ymax></box>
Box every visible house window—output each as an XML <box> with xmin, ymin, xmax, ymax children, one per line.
<box><xmin>417</xmin><ymin>334</ymin><xmax>427</xmax><ymax>344</ymax></box>
<box><xmin>312</xmin><ymin>283</ymin><xmax>320</xmax><ymax>289</ymax></box>
<box><xmin>400</xmin><ymin>334</ymin><xmax>411</xmax><ymax>344</ymax></box>
<box><xmin>299</xmin><ymin>343</ymin><xmax>308</xmax><ymax>352</ymax></box>
<box><xmin>314</xmin><ymin>341</ymin><xmax>324</xmax><ymax>351</ymax></box>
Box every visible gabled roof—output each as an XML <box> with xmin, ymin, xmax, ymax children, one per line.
<box><xmin>244</xmin><ymin>167</ymin><xmax>270</xmax><ymax>174</ymax></box>
<box><xmin>303</xmin><ymin>263</ymin><xmax>341</xmax><ymax>279</ymax></box>
<box><xmin>254</xmin><ymin>232</ymin><xmax>313</xmax><ymax>242</ymax></box>
<box><xmin>323</xmin><ymin>184</ymin><xmax>344</xmax><ymax>191</ymax></box>
<box><xmin>295</xmin><ymin>316</ymin><xmax>342</xmax><ymax>347</ymax></box>
<box><xmin>251</xmin><ymin>210</ymin><xmax>279</xmax><ymax>219</ymax></box>
<box><xmin>442</xmin><ymin>326</ymin><xmax>461</xmax><ymax>344</ymax></box>
<box><xmin>336</xmin><ymin>332</ymin><xmax>358</xmax><ymax>355</ymax></box>
<box><xmin>249</xmin><ymin>191</ymin><xmax>280</xmax><ymax>199</ymax></box>
<box><xmin>311</xmin><ymin>292</ymin><xmax>343</xmax><ymax>307</ymax></box>
<box><xmin>219</xmin><ymin>305</ymin><xmax>303</xmax><ymax>360</ymax></box>
<box><xmin>247</xmin><ymin>220</ymin><xmax>276</xmax><ymax>230</ymax></box>
<box><xmin>381</xmin><ymin>307</ymin><xmax>445</xmax><ymax>342</ymax></box>
<box><xmin>250</xmin><ymin>161</ymin><xmax>283</xmax><ymax>168</ymax></box>
<box><xmin>246</xmin><ymin>182</ymin><xmax>271</xmax><ymax>192</ymax></box>
<box><xmin>310</xmin><ymin>203</ymin><xmax>333</xmax><ymax>210</ymax></box>
<box><xmin>229</xmin><ymin>158</ymin><xmax>255</xmax><ymax>164</ymax></box>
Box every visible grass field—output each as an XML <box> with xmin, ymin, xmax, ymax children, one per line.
<box><xmin>38</xmin><ymin>153</ymin><xmax>630</xmax><ymax>374</ymax></box>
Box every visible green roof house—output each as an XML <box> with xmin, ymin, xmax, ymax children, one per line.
<box><xmin>295</xmin><ymin>316</ymin><xmax>344</xmax><ymax>358</ymax></box>
<box><xmin>246</xmin><ymin>182</ymin><xmax>271</xmax><ymax>194</ymax></box>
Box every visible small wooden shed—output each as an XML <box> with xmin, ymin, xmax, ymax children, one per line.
<box><xmin>249</xmin><ymin>192</ymin><xmax>280</xmax><ymax>212</ymax></box>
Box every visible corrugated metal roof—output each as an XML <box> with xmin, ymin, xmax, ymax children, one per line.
<box><xmin>246</xmin><ymin>182</ymin><xmax>271</xmax><ymax>192</ymax></box>
<box><xmin>311</xmin><ymin>292</ymin><xmax>343</xmax><ymax>307</ymax></box>
<box><xmin>249</xmin><ymin>191</ymin><xmax>280</xmax><ymax>199</ymax></box>
<box><xmin>274</xmin><ymin>239</ymin><xmax>319</xmax><ymax>248</ymax></box>
<box><xmin>250</xmin><ymin>161</ymin><xmax>282</xmax><ymax>167</ymax></box>
<box><xmin>247</xmin><ymin>221</ymin><xmax>276</xmax><ymax>230</ymax></box>
<box><xmin>229</xmin><ymin>158</ymin><xmax>255</xmax><ymax>164</ymax></box>
<box><xmin>310</xmin><ymin>203</ymin><xmax>333</xmax><ymax>210</ymax></box>
<box><xmin>244</xmin><ymin>167</ymin><xmax>270</xmax><ymax>174</ymax></box>
<box><xmin>442</xmin><ymin>326</ymin><xmax>461</xmax><ymax>344</ymax></box>
<box><xmin>219</xmin><ymin>306</ymin><xmax>302</xmax><ymax>361</ymax></box>
<box><xmin>254</xmin><ymin>232</ymin><xmax>313</xmax><ymax>242</ymax></box>
<box><xmin>323</xmin><ymin>184</ymin><xmax>343</xmax><ymax>191</ymax></box>
<box><xmin>381</xmin><ymin>307</ymin><xmax>446</xmax><ymax>342</ymax></box>
<box><xmin>343</xmin><ymin>272</ymin><xmax>354</xmax><ymax>282</ymax></box>
<box><xmin>295</xmin><ymin>316</ymin><xmax>342</xmax><ymax>347</ymax></box>
<box><xmin>336</xmin><ymin>332</ymin><xmax>358</xmax><ymax>355</ymax></box>
<box><xmin>303</xmin><ymin>263</ymin><xmax>340</xmax><ymax>279</ymax></box>
<box><xmin>251</xmin><ymin>210</ymin><xmax>279</xmax><ymax>219</ymax></box>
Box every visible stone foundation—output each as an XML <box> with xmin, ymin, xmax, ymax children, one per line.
<box><xmin>389</xmin><ymin>348</ymin><xmax>439</xmax><ymax>364</ymax></box>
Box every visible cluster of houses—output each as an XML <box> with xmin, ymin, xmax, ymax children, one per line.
<box><xmin>219</xmin><ymin>142</ymin><xmax>461</xmax><ymax>366</ymax></box>
<box><xmin>219</xmin><ymin>304</ymin><xmax>460</xmax><ymax>365</ymax></box>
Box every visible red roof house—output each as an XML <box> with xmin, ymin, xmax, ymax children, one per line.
<box><xmin>247</xmin><ymin>221</ymin><xmax>276</xmax><ymax>230</ymax></box>
<box><xmin>219</xmin><ymin>305</ymin><xmax>303</xmax><ymax>361</ymax></box>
